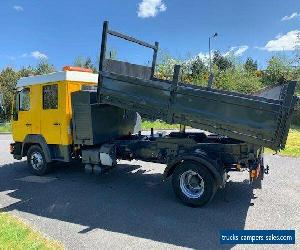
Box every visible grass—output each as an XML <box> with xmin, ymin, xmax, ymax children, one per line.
<box><xmin>266</xmin><ymin>125</ymin><xmax>300</xmax><ymax>157</ymax></box>
<box><xmin>0</xmin><ymin>212</ymin><xmax>62</xmax><ymax>250</ymax></box>
<box><xmin>142</xmin><ymin>120</ymin><xmax>180</xmax><ymax>130</ymax></box>
<box><xmin>0</xmin><ymin>122</ymin><xmax>11</xmax><ymax>133</ymax></box>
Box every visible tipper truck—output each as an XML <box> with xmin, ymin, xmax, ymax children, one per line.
<box><xmin>9</xmin><ymin>21</ymin><xmax>298</xmax><ymax>207</ymax></box>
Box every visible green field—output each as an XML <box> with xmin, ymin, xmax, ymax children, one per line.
<box><xmin>0</xmin><ymin>212</ymin><xmax>62</xmax><ymax>250</ymax></box>
<box><xmin>0</xmin><ymin>123</ymin><xmax>11</xmax><ymax>133</ymax></box>
<box><xmin>142</xmin><ymin>120</ymin><xmax>180</xmax><ymax>130</ymax></box>
<box><xmin>266</xmin><ymin>126</ymin><xmax>300</xmax><ymax>157</ymax></box>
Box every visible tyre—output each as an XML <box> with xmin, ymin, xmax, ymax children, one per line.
<box><xmin>172</xmin><ymin>161</ymin><xmax>217</xmax><ymax>207</ymax></box>
<box><xmin>27</xmin><ymin>145</ymin><xmax>51</xmax><ymax>175</ymax></box>
<box><xmin>93</xmin><ymin>164</ymin><xmax>102</xmax><ymax>175</ymax></box>
<box><xmin>84</xmin><ymin>164</ymin><xmax>93</xmax><ymax>174</ymax></box>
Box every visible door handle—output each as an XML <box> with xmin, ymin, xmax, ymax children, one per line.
<box><xmin>53</xmin><ymin>123</ymin><xmax>61</xmax><ymax>126</ymax></box>
<box><xmin>25</xmin><ymin>123</ymin><xmax>32</xmax><ymax>126</ymax></box>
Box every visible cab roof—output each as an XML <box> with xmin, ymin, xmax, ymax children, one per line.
<box><xmin>16</xmin><ymin>70</ymin><xmax>98</xmax><ymax>88</ymax></box>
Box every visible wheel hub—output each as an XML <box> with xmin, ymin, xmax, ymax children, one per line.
<box><xmin>30</xmin><ymin>152</ymin><xmax>43</xmax><ymax>170</ymax></box>
<box><xmin>180</xmin><ymin>170</ymin><xmax>205</xmax><ymax>199</ymax></box>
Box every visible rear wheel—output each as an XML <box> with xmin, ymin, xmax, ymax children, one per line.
<box><xmin>172</xmin><ymin>162</ymin><xmax>216</xmax><ymax>207</ymax></box>
<box><xmin>27</xmin><ymin>145</ymin><xmax>51</xmax><ymax>175</ymax></box>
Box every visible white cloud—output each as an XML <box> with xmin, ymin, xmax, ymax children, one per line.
<box><xmin>261</xmin><ymin>30</ymin><xmax>300</xmax><ymax>51</ymax></box>
<box><xmin>223</xmin><ymin>45</ymin><xmax>249</xmax><ymax>57</ymax></box>
<box><xmin>31</xmin><ymin>51</ymin><xmax>48</xmax><ymax>59</ymax></box>
<box><xmin>21</xmin><ymin>51</ymin><xmax>48</xmax><ymax>59</ymax></box>
<box><xmin>137</xmin><ymin>0</ymin><xmax>166</xmax><ymax>18</ymax></box>
<box><xmin>281</xmin><ymin>12</ymin><xmax>300</xmax><ymax>21</ymax></box>
<box><xmin>13</xmin><ymin>5</ymin><xmax>24</xmax><ymax>12</ymax></box>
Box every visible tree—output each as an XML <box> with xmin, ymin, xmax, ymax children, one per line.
<box><xmin>34</xmin><ymin>60</ymin><xmax>55</xmax><ymax>75</ymax></box>
<box><xmin>244</xmin><ymin>57</ymin><xmax>258</xmax><ymax>72</ymax></box>
<box><xmin>213</xmin><ymin>51</ymin><xmax>233</xmax><ymax>71</ymax></box>
<box><xmin>156</xmin><ymin>53</ymin><xmax>181</xmax><ymax>80</ymax></box>
<box><xmin>190</xmin><ymin>57</ymin><xmax>207</xmax><ymax>78</ymax></box>
<box><xmin>74</xmin><ymin>56</ymin><xmax>97</xmax><ymax>73</ymax></box>
<box><xmin>0</xmin><ymin>93</ymin><xmax>5</xmax><ymax>122</ymax></box>
<box><xmin>0</xmin><ymin>68</ymin><xmax>19</xmax><ymax>121</ymax></box>
<box><xmin>213</xmin><ymin>66</ymin><xmax>262</xmax><ymax>94</ymax></box>
<box><xmin>262</xmin><ymin>56</ymin><xmax>292</xmax><ymax>86</ymax></box>
<box><xmin>18</xmin><ymin>66</ymin><xmax>35</xmax><ymax>77</ymax></box>
<box><xmin>293</xmin><ymin>32</ymin><xmax>300</xmax><ymax>67</ymax></box>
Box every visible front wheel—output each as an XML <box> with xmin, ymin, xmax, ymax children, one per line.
<box><xmin>172</xmin><ymin>162</ymin><xmax>217</xmax><ymax>207</ymax></box>
<box><xmin>27</xmin><ymin>145</ymin><xmax>51</xmax><ymax>175</ymax></box>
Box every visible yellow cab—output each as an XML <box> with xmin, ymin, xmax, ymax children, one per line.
<box><xmin>10</xmin><ymin>66</ymin><xmax>97</xmax><ymax>174</ymax></box>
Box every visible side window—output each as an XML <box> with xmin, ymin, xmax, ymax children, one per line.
<box><xmin>43</xmin><ymin>84</ymin><xmax>58</xmax><ymax>109</ymax></box>
<box><xmin>19</xmin><ymin>88</ymin><xmax>30</xmax><ymax>111</ymax></box>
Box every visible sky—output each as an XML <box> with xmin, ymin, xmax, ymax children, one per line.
<box><xmin>0</xmin><ymin>0</ymin><xmax>299</xmax><ymax>70</ymax></box>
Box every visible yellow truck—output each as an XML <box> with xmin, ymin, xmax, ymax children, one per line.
<box><xmin>8</xmin><ymin>22</ymin><xmax>298</xmax><ymax>207</ymax></box>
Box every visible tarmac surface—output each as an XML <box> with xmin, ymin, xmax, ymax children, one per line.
<box><xmin>0</xmin><ymin>133</ymin><xmax>299</xmax><ymax>249</ymax></box>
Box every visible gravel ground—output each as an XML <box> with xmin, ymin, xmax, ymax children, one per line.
<box><xmin>0</xmin><ymin>134</ymin><xmax>299</xmax><ymax>249</ymax></box>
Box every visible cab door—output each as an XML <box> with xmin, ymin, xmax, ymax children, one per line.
<box><xmin>40</xmin><ymin>83</ymin><xmax>62</xmax><ymax>144</ymax></box>
<box><xmin>12</xmin><ymin>88</ymin><xmax>32</xmax><ymax>142</ymax></box>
